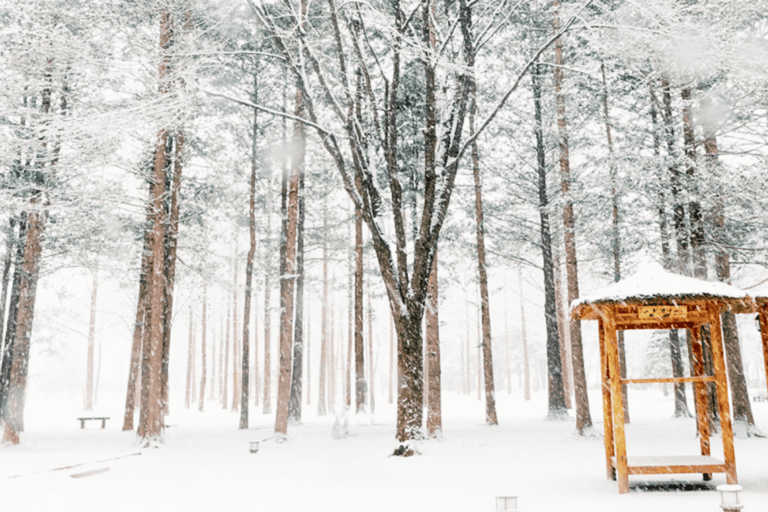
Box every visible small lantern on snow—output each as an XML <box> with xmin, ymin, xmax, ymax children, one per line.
<box><xmin>249</xmin><ymin>441</ymin><xmax>259</xmax><ymax>454</ymax></box>
<box><xmin>717</xmin><ymin>484</ymin><xmax>743</xmax><ymax>512</ymax></box>
<box><xmin>495</xmin><ymin>496</ymin><xmax>517</xmax><ymax>511</ymax></box>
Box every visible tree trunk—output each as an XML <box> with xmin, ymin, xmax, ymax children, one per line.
<box><xmin>211</xmin><ymin>313</ymin><xmax>216</xmax><ymax>399</ymax></box>
<box><xmin>426</xmin><ymin>250</ymin><xmax>442</xmax><ymax>435</ymax></box>
<box><xmin>185</xmin><ymin>305</ymin><xmax>194</xmax><ymax>409</ymax></box>
<box><xmin>533</xmin><ymin>61</ymin><xmax>566</xmax><ymax>418</ymax></box>
<box><xmin>275</xmin><ymin>111</ymin><xmax>300</xmax><ymax>436</ymax></box>
<box><xmin>601</xmin><ymin>62</ymin><xmax>629</xmax><ymax>424</ymax></box>
<box><xmin>122</xmin><ymin>190</ymin><xmax>153</xmax><ymax>431</ymax></box>
<box><xmin>232</xmin><ymin>254</ymin><xmax>240</xmax><ymax>412</ymax></box>
<box><xmin>263</xmin><ymin>203</ymin><xmax>272</xmax><ymax>414</ymax></box>
<box><xmin>222</xmin><ymin>300</ymin><xmax>230</xmax><ymax>408</ymax></box>
<box><xmin>289</xmin><ymin>85</ymin><xmax>306</xmax><ymax>422</ymax></box>
<box><xmin>2</xmin><ymin>209</ymin><xmax>43</xmax><ymax>444</ymax></box>
<box><xmin>240</xmin><ymin>93</ymin><xmax>259</xmax><ymax>429</ymax></box>
<box><xmin>0</xmin><ymin>217</ymin><xmax>16</xmax><ymax>365</ymax></box>
<box><xmin>650</xmin><ymin>85</ymin><xmax>691</xmax><ymax>418</ymax></box>
<box><xmin>389</xmin><ymin>316</ymin><xmax>394</xmax><ymax>404</ymax></box>
<box><xmin>553</xmin><ymin>2</ymin><xmax>591</xmax><ymax>433</ymax></box>
<box><xmin>518</xmin><ymin>266</ymin><xmax>531</xmax><ymax>401</ymax></box>
<box><xmin>354</xmin><ymin>178</ymin><xmax>365</xmax><ymax>414</ymax></box>
<box><xmin>85</xmin><ymin>267</ymin><xmax>99</xmax><ymax>411</ymax></box>
<box><xmin>0</xmin><ymin>217</ymin><xmax>25</xmax><ymax>425</ymax></box>
<box><xmin>198</xmin><ymin>290</ymin><xmax>208</xmax><ymax>411</ymax></box>
<box><xmin>682</xmin><ymin>86</ymin><xmax>720</xmax><ymax>430</ymax></box>
<box><xmin>553</xmin><ymin>248</ymin><xmax>572</xmax><ymax>408</ymax></box>
<box><xmin>329</xmin><ymin>299</ymin><xmax>336</xmax><ymax>413</ymax></box>
<box><xmin>367</xmin><ymin>290</ymin><xmax>375</xmax><ymax>414</ymax></box>
<box><xmin>161</xmin><ymin>130</ymin><xmax>183</xmax><ymax>417</ymax></box>
<box><xmin>703</xmin><ymin>96</ymin><xmax>755</xmax><ymax>434</ymax></box>
<box><xmin>469</xmin><ymin>71</ymin><xmax>497</xmax><ymax>426</ymax></box>
<box><xmin>318</xmin><ymin>205</ymin><xmax>329</xmax><ymax>416</ymax></box>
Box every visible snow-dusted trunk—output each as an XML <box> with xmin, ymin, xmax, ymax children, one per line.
<box><xmin>600</xmin><ymin>63</ymin><xmax>628</xmax><ymax>424</ymax></box>
<box><xmin>703</xmin><ymin>98</ymin><xmax>755</xmax><ymax>432</ymax></box>
<box><xmin>263</xmin><ymin>201</ymin><xmax>272</xmax><ymax>414</ymax></box>
<box><xmin>85</xmin><ymin>267</ymin><xmax>99</xmax><ymax>411</ymax></box>
<box><xmin>185</xmin><ymin>305</ymin><xmax>194</xmax><ymax>409</ymax></box>
<box><xmin>517</xmin><ymin>266</ymin><xmax>531</xmax><ymax>401</ymax></box>
<box><xmin>426</xmin><ymin>251</ymin><xmax>441</xmax><ymax>435</ymax></box>
<box><xmin>275</xmin><ymin>118</ymin><xmax>299</xmax><ymax>436</ymax></box>
<box><xmin>198</xmin><ymin>289</ymin><xmax>207</xmax><ymax>412</ymax></box>
<box><xmin>470</xmin><ymin>85</ymin><xmax>497</xmax><ymax>426</ymax></box>
<box><xmin>289</xmin><ymin>84</ymin><xmax>306</xmax><ymax>422</ymax></box>
<box><xmin>318</xmin><ymin>206</ymin><xmax>329</xmax><ymax>416</ymax></box>
<box><xmin>354</xmin><ymin>183</ymin><xmax>365</xmax><ymax>414</ymax></box>
<box><xmin>553</xmin><ymin>2</ymin><xmax>591</xmax><ymax>434</ymax></box>
<box><xmin>532</xmin><ymin>61</ymin><xmax>566</xmax><ymax>417</ymax></box>
<box><xmin>651</xmin><ymin>86</ymin><xmax>690</xmax><ymax>417</ymax></box>
<box><xmin>240</xmin><ymin>92</ymin><xmax>259</xmax><ymax>429</ymax></box>
<box><xmin>2</xmin><ymin>209</ymin><xmax>42</xmax><ymax>444</ymax></box>
<box><xmin>553</xmin><ymin>248</ymin><xmax>572</xmax><ymax>408</ymax></box>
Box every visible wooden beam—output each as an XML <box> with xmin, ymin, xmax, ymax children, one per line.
<box><xmin>598</xmin><ymin>317</ymin><xmax>614</xmax><ymax>480</ymax></box>
<box><xmin>759</xmin><ymin>305</ymin><xmax>768</xmax><ymax>400</ymax></box>
<box><xmin>620</xmin><ymin>376</ymin><xmax>716</xmax><ymax>385</ymax></box>
<box><xmin>604</xmin><ymin>306</ymin><xmax>629</xmax><ymax>494</ymax></box>
<box><xmin>708</xmin><ymin>303</ymin><xmax>738</xmax><ymax>484</ymax></box>
<box><xmin>690</xmin><ymin>325</ymin><xmax>711</xmax><ymax>462</ymax></box>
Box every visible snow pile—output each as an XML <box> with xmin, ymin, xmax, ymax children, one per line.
<box><xmin>572</xmin><ymin>262</ymin><xmax>751</xmax><ymax>312</ymax></box>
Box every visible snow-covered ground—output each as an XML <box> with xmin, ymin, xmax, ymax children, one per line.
<box><xmin>3</xmin><ymin>388</ymin><xmax>768</xmax><ymax>512</ymax></box>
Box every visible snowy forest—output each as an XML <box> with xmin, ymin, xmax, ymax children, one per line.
<box><xmin>2</xmin><ymin>0</ymin><xmax>768</xmax><ymax>509</ymax></box>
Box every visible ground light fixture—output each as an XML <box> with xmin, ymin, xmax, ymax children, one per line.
<box><xmin>249</xmin><ymin>441</ymin><xmax>259</xmax><ymax>454</ymax></box>
<box><xmin>495</xmin><ymin>496</ymin><xmax>518</xmax><ymax>511</ymax></box>
<box><xmin>717</xmin><ymin>484</ymin><xmax>744</xmax><ymax>512</ymax></box>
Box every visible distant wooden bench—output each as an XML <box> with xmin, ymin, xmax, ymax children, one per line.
<box><xmin>77</xmin><ymin>417</ymin><xmax>109</xmax><ymax>429</ymax></box>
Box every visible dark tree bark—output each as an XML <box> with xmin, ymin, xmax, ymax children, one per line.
<box><xmin>0</xmin><ymin>217</ymin><xmax>25</xmax><ymax>425</ymax></box>
<box><xmin>354</xmin><ymin>181</ymin><xmax>365</xmax><ymax>413</ymax></box>
<box><xmin>426</xmin><ymin>250</ymin><xmax>441</xmax><ymax>435</ymax></box>
<box><xmin>553</xmin><ymin>248</ymin><xmax>572</xmax><ymax>408</ymax></box>
<box><xmin>533</xmin><ymin>61</ymin><xmax>566</xmax><ymax>418</ymax></box>
<box><xmin>367</xmin><ymin>290</ymin><xmax>375</xmax><ymax>414</ymax></box>
<box><xmin>232</xmin><ymin>254</ymin><xmax>240</xmax><ymax>412</ymax></box>
<box><xmin>654</xmin><ymin>81</ymin><xmax>691</xmax><ymax>418</ymax></box>
<box><xmin>552</xmin><ymin>1</ymin><xmax>591</xmax><ymax>434</ymax></box>
<box><xmin>0</xmin><ymin>217</ymin><xmax>16</xmax><ymax>365</ymax></box>
<box><xmin>469</xmin><ymin>55</ymin><xmax>497</xmax><ymax>426</ymax></box>
<box><xmin>289</xmin><ymin>87</ymin><xmax>306</xmax><ymax>422</ymax></box>
<box><xmin>198</xmin><ymin>289</ymin><xmax>208</xmax><ymax>411</ymax></box>
<box><xmin>318</xmin><ymin>204</ymin><xmax>329</xmax><ymax>416</ymax></box>
<box><xmin>185</xmin><ymin>305</ymin><xmax>194</xmax><ymax>409</ymax></box>
<box><xmin>681</xmin><ymin>86</ymin><xmax>720</xmax><ymax>430</ymax></box>
<box><xmin>517</xmin><ymin>266</ymin><xmax>531</xmax><ymax>401</ymax></box>
<box><xmin>240</xmin><ymin>81</ymin><xmax>260</xmax><ymax>429</ymax></box>
<box><xmin>263</xmin><ymin>199</ymin><xmax>272</xmax><ymax>414</ymax></box>
<box><xmin>601</xmin><ymin>62</ymin><xmax>628</xmax><ymax>424</ymax></box>
<box><xmin>275</xmin><ymin>102</ymin><xmax>300</xmax><ymax>436</ymax></box>
<box><xmin>702</xmin><ymin>95</ymin><xmax>755</xmax><ymax>434</ymax></box>
<box><xmin>222</xmin><ymin>298</ymin><xmax>230</xmax><ymax>408</ymax></box>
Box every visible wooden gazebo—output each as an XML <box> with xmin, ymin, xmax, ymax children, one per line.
<box><xmin>571</xmin><ymin>263</ymin><xmax>754</xmax><ymax>494</ymax></box>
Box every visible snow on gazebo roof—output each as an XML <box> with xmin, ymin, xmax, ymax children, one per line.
<box><xmin>571</xmin><ymin>262</ymin><xmax>755</xmax><ymax>318</ymax></box>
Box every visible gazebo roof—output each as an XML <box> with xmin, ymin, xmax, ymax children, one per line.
<box><xmin>571</xmin><ymin>262</ymin><xmax>755</xmax><ymax>319</ymax></box>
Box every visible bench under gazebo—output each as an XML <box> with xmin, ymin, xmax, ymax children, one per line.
<box><xmin>571</xmin><ymin>263</ymin><xmax>754</xmax><ymax>494</ymax></box>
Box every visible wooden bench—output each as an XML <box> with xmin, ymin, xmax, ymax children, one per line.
<box><xmin>77</xmin><ymin>417</ymin><xmax>109</xmax><ymax>429</ymax></box>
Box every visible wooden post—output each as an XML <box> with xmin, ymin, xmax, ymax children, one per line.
<box><xmin>689</xmin><ymin>325</ymin><xmax>711</xmax><ymax>458</ymax></box>
<box><xmin>708</xmin><ymin>303</ymin><xmax>738</xmax><ymax>484</ymax></box>
<box><xmin>758</xmin><ymin>305</ymin><xmax>768</xmax><ymax>399</ymax></box>
<box><xmin>604</xmin><ymin>306</ymin><xmax>628</xmax><ymax>493</ymax></box>
<box><xmin>598</xmin><ymin>316</ymin><xmax>614</xmax><ymax>480</ymax></box>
